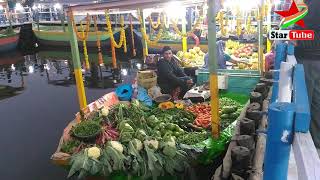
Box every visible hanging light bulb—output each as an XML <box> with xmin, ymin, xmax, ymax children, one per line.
<box><xmin>28</xmin><ymin>66</ymin><xmax>34</xmax><ymax>73</ymax></box>
<box><xmin>11</xmin><ymin>64</ymin><xmax>16</xmax><ymax>71</ymax></box>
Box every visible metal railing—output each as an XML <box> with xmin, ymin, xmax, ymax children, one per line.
<box><xmin>0</xmin><ymin>7</ymin><xmax>33</xmax><ymax>27</ymax></box>
<box><xmin>264</xmin><ymin>42</ymin><xmax>320</xmax><ymax>180</ymax></box>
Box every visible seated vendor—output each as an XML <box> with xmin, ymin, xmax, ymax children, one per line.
<box><xmin>157</xmin><ymin>46</ymin><xmax>193</xmax><ymax>99</ymax></box>
<box><xmin>203</xmin><ymin>40</ymin><xmax>247</xmax><ymax>69</ymax></box>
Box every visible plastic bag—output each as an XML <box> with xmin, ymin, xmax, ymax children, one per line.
<box><xmin>115</xmin><ymin>84</ymin><xmax>133</xmax><ymax>101</ymax></box>
<box><xmin>148</xmin><ymin>86</ymin><xmax>162</xmax><ymax>99</ymax></box>
<box><xmin>137</xmin><ymin>86</ymin><xmax>153</xmax><ymax>107</ymax></box>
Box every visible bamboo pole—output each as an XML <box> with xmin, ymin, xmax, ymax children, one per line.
<box><xmin>182</xmin><ymin>17</ymin><xmax>187</xmax><ymax>52</ymax></box>
<box><xmin>129</xmin><ymin>14</ymin><xmax>136</xmax><ymax>57</ymax></box>
<box><xmin>208</xmin><ymin>0</ymin><xmax>219</xmax><ymax>138</ymax></box>
<box><xmin>139</xmin><ymin>9</ymin><xmax>148</xmax><ymax>62</ymax></box>
<box><xmin>266</xmin><ymin>3</ymin><xmax>272</xmax><ymax>52</ymax></box>
<box><xmin>258</xmin><ymin>6</ymin><xmax>264</xmax><ymax>74</ymax></box>
<box><xmin>111</xmin><ymin>41</ymin><xmax>117</xmax><ymax>68</ymax></box>
<box><xmin>67</xmin><ymin>10</ymin><xmax>87</xmax><ymax>111</ymax></box>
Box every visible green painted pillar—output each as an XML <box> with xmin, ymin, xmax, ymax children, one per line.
<box><xmin>67</xmin><ymin>11</ymin><xmax>87</xmax><ymax>111</ymax></box>
<box><xmin>208</xmin><ymin>0</ymin><xmax>220</xmax><ymax>138</ymax></box>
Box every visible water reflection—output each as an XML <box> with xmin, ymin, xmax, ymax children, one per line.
<box><xmin>0</xmin><ymin>52</ymin><xmax>26</xmax><ymax>100</ymax></box>
<box><xmin>0</xmin><ymin>50</ymin><xmax>140</xmax><ymax>100</ymax></box>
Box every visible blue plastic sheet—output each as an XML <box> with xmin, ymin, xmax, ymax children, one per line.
<box><xmin>115</xmin><ymin>84</ymin><xmax>133</xmax><ymax>101</ymax></box>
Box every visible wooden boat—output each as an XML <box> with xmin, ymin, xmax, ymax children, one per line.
<box><xmin>0</xmin><ymin>28</ymin><xmax>20</xmax><ymax>52</ymax></box>
<box><xmin>32</xmin><ymin>25</ymin><xmax>122</xmax><ymax>49</ymax></box>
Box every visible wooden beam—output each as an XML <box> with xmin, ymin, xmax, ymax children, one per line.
<box><xmin>69</xmin><ymin>0</ymin><xmax>204</xmax><ymax>12</ymax></box>
<box><xmin>292</xmin><ymin>132</ymin><xmax>320</xmax><ymax>180</ymax></box>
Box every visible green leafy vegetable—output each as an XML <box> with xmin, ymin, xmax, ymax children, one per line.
<box><xmin>73</xmin><ymin>121</ymin><xmax>101</xmax><ymax>138</ymax></box>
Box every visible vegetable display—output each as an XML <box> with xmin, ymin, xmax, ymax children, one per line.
<box><xmin>58</xmin><ymin>96</ymin><xmax>244</xmax><ymax>179</ymax></box>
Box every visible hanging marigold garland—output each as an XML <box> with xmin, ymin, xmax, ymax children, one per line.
<box><xmin>170</xmin><ymin>12</ymin><xmax>203</xmax><ymax>37</ymax></box>
<box><xmin>246</xmin><ymin>15</ymin><xmax>252</xmax><ymax>34</ymax></box>
<box><xmin>162</xmin><ymin>13</ymin><xmax>170</xmax><ymax>29</ymax></box>
<box><xmin>70</xmin><ymin>11</ymin><xmax>91</xmax><ymax>41</ymax></box>
<box><xmin>80</xmin><ymin>21</ymin><xmax>90</xmax><ymax>70</ymax></box>
<box><xmin>138</xmin><ymin>10</ymin><xmax>163</xmax><ymax>45</ymax></box>
<box><xmin>105</xmin><ymin>10</ymin><xmax>127</xmax><ymax>53</ymax></box>
<box><xmin>236</xmin><ymin>8</ymin><xmax>242</xmax><ymax>36</ymax></box>
<box><xmin>93</xmin><ymin>16</ymin><xmax>104</xmax><ymax>65</ymax></box>
<box><xmin>224</xmin><ymin>15</ymin><xmax>229</xmax><ymax>34</ymax></box>
<box><xmin>218</xmin><ymin>11</ymin><xmax>226</xmax><ymax>36</ymax></box>
<box><xmin>147</xmin><ymin>13</ymin><xmax>161</xmax><ymax>29</ymax></box>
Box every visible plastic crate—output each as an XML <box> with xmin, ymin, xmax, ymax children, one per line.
<box><xmin>196</xmin><ymin>69</ymin><xmax>261</xmax><ymax>95</ymax></box>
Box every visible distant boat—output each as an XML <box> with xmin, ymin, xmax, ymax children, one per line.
<box><xmin>0</xmin><ymin>28</ymin><xmax>20</xmax><ymax>52</ymax></box>
<box><xmin>33</xmin><ymin>25</ymin><xmax>122</xmax><ymax>49</ymax></box>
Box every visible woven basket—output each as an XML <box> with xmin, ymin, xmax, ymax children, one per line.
<box><xmin>137</xmin><ymin>70</ymin><xmax>155</xmax><ymax>79</ymax></box>
<box><xmin>137</xmin><ymin>70</ymin><xmax>157</xmax><ymax>89</ymax></box>
<box><xmin>138</xmin><ymin>76</ymin><xmax>157</xmax><ymax>89</ymax></box>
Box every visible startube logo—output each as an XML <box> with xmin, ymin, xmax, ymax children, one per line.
<box><xmin>269</xmin><ymin>0</ymin><xmax>314</xmax><ymax>41</ymax></box>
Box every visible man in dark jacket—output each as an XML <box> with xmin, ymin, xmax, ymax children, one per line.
<box><xmin>157</xmin><ymin>46</ymin><xmax>193</xmax><ymax>98</ymax></box>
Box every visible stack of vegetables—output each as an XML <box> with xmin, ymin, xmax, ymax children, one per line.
<box><xmin>58</xmin><ymin>97</ymin><xmax>244</xmax><ymax>179</ymax></box>
<box><xmin>186</xmin><ymin>98</ymin><xmax>243</xmax><ymax>130</ymax></box>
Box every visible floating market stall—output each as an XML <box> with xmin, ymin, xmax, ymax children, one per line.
<box><xmin>50</xmin><ymin>0</ymin><xmax>273</xmax><ymax>179</ymax></box>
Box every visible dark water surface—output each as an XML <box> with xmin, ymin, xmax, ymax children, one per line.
<box><xmin>0</xmin><ymin>49</ymin><xmax>138</xmax><ymax>180</ymax></box>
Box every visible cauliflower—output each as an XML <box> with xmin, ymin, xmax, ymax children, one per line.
<box><xmin>108</xmin><ymin>141</ymin><xmax>124</xmax><ymax>154</ymax></box>
<box><xmin>132</xmin><ymin>139</ymin><xmax>143</xmax><ymax>151</ymax></box>
<box><xmin>123</xmin><ymin>123</ymin><xmax>134</xmax><ymax>132</ymax></box>
<box><xmin>166</xmin><ymin>136</ymin><xmax>176</xmax><ymax>147</ymax></box>
<box><xmin>87</xmin><ymin>147</ymin><xmax>101</xmax><ymax>159</ymax></box>
<box><xmin>145</xmin><ymin>139</ymin><xmax>159</xmax><ymax>150</ymax></box>
<box><xmin>135</xmin><ymin>129</ymin><xmax>147</xmax><ymax>141</ymax></box>
<box><xmin>101</xmin><ymin>107</ymin><xmax>109</xmax><ymax>117</ymax></box>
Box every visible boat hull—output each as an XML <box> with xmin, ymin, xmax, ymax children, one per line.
<box><xmin>33</xmin><ymin>29</ymin><xmax>118</xmax><ymax>50</ymax></box>
<box><xmin>0</xmin><ymin>34</ymin><xmax>19</xmax><ymax>52</ymax></box>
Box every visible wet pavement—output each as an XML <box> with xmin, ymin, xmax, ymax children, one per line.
<box><xmin>0</xmin><ymin>50</ymin><xmax>139</xmax><ymax>180</ymax></box>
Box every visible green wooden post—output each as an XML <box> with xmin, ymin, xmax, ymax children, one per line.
<box><xmin>67</xmin><ymin>10</ymin><xmax>87</xmax><ymax>111</ymax></box>
<box><xmin>208</xmin><ymin>0</ymin><xmax>219</xmax><ymax>138</ymax></box>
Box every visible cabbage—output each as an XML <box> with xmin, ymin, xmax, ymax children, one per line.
<box><xmin>144</xmin><ymin>139</ymin><xmax>159</xmax><ymax>150</ymax></box>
